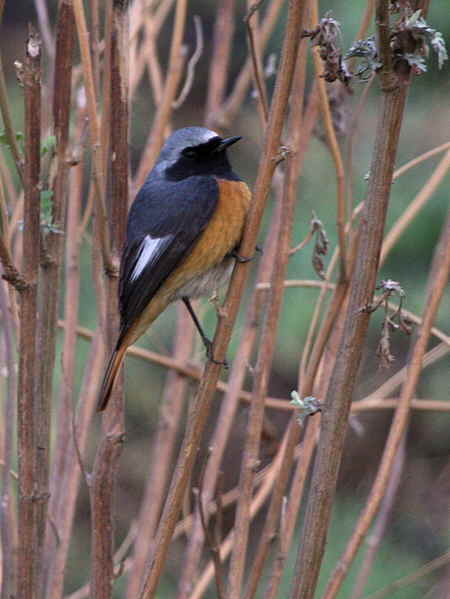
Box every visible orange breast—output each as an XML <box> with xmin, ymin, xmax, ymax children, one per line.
<box><xmin>125</xmin><ymin>179</ymin><xmax>251</xmax><ymax>344</ymax></box>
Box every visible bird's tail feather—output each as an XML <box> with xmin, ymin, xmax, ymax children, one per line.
<box><xmin>97</xmin><ymin>345</ymin><xmax>127</xmax><ymax>412</ymax></box>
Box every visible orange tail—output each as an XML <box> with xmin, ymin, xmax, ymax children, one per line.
<box><xmin>97</xmin><ymin>344</ymin><xmax>127</xmax><ymax>412</ymax></box>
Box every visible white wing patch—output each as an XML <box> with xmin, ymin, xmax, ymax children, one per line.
<box><xmin>130</xmin><ymin>234</ymin><xmax>170</xmax><ymax>281</ymax></box>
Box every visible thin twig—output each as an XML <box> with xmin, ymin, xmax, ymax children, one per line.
<box><xmin>72</xmin><ymin>0</ymin><xmax>114</xmax><ymax>272</ymax></box>
<box><xmin>381</xmin><ymin>146</ymin><xmax>450</xmax><ymax>264</ymax></box>
<box><xmin>204</xmin><ymin>0</ymin><xmax>236</xmax><ymax>128</ymax></box>
<box><xmin>214</xmin><ymin>0</ymin><xmax>285</xmax><ymax>130</ymax></box>
<box><xmin>134</xmin><ymin>0</ymin><xmax>188</xmax><ymax>189</ymax></box>
<box><xmin>246</xmin><ymin>0</ymin><xmax>270</xmax><ymax>124</ymax></box>
<box><xmin>173</xmin><ymin>15</ymin><xmax>203</xmax><ymax>109</ymax></box>
<box><xmin>350</xmin><ymin>439</ymin><xmax>406</xmax><ymax>599</ymax></box>
<box><xmin>310</xmin><ymin>0</ymin><xmax>347</xmax><ymax>280</ymax></box>
<box><xmin>0</xmin><ymin>54</ymin><xmax>24</xmax><ymax>183</ymax></box>
<box><xmin>363</xmin><ymin>549</ymin><xmax>450</xmax><ymax>599</ymax></box>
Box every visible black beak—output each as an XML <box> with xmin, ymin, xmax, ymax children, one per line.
<box><xmin>215</xmin><ymin>135</ymin><xmax>242</xmax><ymax>152</ymax></box>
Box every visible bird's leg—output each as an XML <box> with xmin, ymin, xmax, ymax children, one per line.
<box><xmin>230</xmin><ymin>244</ymin><xmax>262</xmax><ymax>263</ymax></box>
<box><xmin>182</xmin><ymin>297</ymin><xmax>228</xmax><ymax>367</ymax></box>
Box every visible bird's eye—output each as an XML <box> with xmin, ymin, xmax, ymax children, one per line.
<box><xmin>182</xmin><ymin>148</ymin><xmax>197</xmax><ymax>159</ymax></box>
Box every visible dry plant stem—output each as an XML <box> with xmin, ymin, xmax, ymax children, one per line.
<box><xmin>0</xmin><ymin>235</ymin><xmax>28</xmax><ymax>291</ymax></box>
<box><xmin>289</xmin><ymin>9</ymin><xmax>410</xmax><ymax>599</ymax></box>
<box><xmin>216</xmin><ymin>0</ymin><xmax>285</xmax><ymax>129</ymax></box>
<box><xmin>67</xmin><ymin>320</ymin><xmax>448</xmax><ymax>410</ymax></box>
<box><xmin>173</xmin><ymin>15</ymin><xmax>204</xmax><ymax>109</ymax></box>
<box><xmin>189</xmin><ymin>445</ymin><xmax>293</xmax><ymax>599</ymax></box>
<box><xmin>263</xmin><ymin>419</ymin><xmax>320</xmax><ymax>599</ymax></box>
<box><xmin>322</xmin><ymin>208</ymin><xmax>450</xmax><ymax>599</ymax></box>
<box><xmin>44</xmin><ymin>152</ymin><xmax>83</xmax><ymax>599</ymax></box>
<box><xmin>90</xmin><ymin>433</ymin><xmax>126</xmax><ymax>598</ymax></box>
<box><xmin>72</xmin><ymin>0</ymin><xmax>113</xmax><ymax>272</ymax></box>
<box><xmin>246</xmin><ymin>0</ymin><xmax>270</xmax><ymax>124</ymax></box>
<box><xmin>381</xmin><ymin>146</ymin><xmax>450</xmax><ymax>264</ymax></box>
<box><xmin>46</xmin><ymin>330</ymin><xmax>106</xmax><ymax>599</ymax></box>
<box><xmin>134</xmin><ymin>0</ymin><xmax>187</xmax><ymax>189</ymax></box>
<box><xmin>393</xmin><ymin>140</ymin><xmax>450</xmax><ymax>179</ymax></box>
<box><xmin>17</xmin><ymin>30</ymin><xmax>42</xmax><ymax>599</ymax></box>
<box><xmin>0</xmin><ymin>54</ymin><xmax>24</xmax><ymax>183</ymax></box>
<box><xmin>91</xmin><ymin>2</ymin><xmax>129</xmax><ymax>596</ymax></box>
<box><xmin>263</xmin><ymin>242</ymin><xmax>351</xmax><ymax>599</ymax></box>
<box><xmin>36</xmin><ymin>3</ymin><xmax>75</xmax><ymax>581</ymax></box>
<box><xmin>350</xmin><ymin>439</ymin><xmax>406</xmax><ymax>599</ymax></box>
<box><xmin>0</xmin><ymin>279</ymin><xmax>18</xmax><ymax>599</ymax></box>
<box><xmin>363</xmin><ymin>550</ymin><xmax>450</xmax><ymax>599</ymax></box>
<box><xmin>127</xmin><ymin>308</ymin><xmax>194</xmax><ymax>599</ymax></box>
<box><xmin>235</xmin><ymin>32</ymin><xmax>310</xmax><ymax>599</ymax></box>
<box><xmin>204</xmin><ymin>0</ymin><xmax>236</xmax><ymax>128</ymax></box>
<box><xmin>34</xmin><ymin>0</ymin><xmax>55</xmax><ymax>62</ymax></box>
<box><xmin>139</xmin><ymin>3</ymin><xmax>305</xmax><ymax>596</ymax></box>
<box><xmin>310</xmin><ymin>0</ymin><xmax>346</xmax><ymax>279</ymax></box>
<box><xmin>177</xmin><ymin>193</ymin><xmax>283</xmax><ymax>598</ymax></box>
<box><xmin>227</xmin><ymin>152</ymin><xmax>299</xmax><ymax>599</ymax></box>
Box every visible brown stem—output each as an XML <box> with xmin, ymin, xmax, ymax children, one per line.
<box><xmin>204</xmin><ymin>0</ymin><xmax>236</xmax><ymax>128</ymax></box>
<box><xmin>177</xmin><ymin>153</ymin><xmax>284</xmax><ymax>599</ymax></box>
<box><xmin>72</xmin><ymin>0</ymin><xmax>113</xmax><ymax>272</ymax></box>
<box><xmin>245</xmin><ymin>0</ymin><xmax>270</xmax><ymax>125</ymax></box>
<box><xmin>214</xmin><ymin>0</ymin><xmax>285</xmax><ymax>130</ymax></box>
<box><xmin>90</xmin><ymin>433</ymin><xmax>126</xmax><ymax>598</ymax></box>
<box><xmin>138</xmin><ymin>2</ymin><xmax>305</xmax><ymax>596</ymax></box>
<box><xmin>134</xmin><ymin>0</ymin><xmax>187</xmax><ymax>189</ymax></box>
<box><xmin>289</xmin><ymin>3</ymin><xmax>411</xmax><ymax>596</ymax></box>
<box><xmin>17</xmin><ymin>28</ymin><xmax>42</xmax><ymax>599</ymax></box>
<box><xmin>36</xmin><ymin>3</ymin><xmax>75</xmax><ymax>587</ymax></box>
<box><xmin>126</xmin><ymin>308</ymin><xmax>194</xmax><ymax>599</ymax></box>
<box><xmin>0</xmin><ymin>278</ymin><xmax>18</xmax><ymax>598</ymax></box>
<box><xmin>91</xmin><ymin>1</ymin><xmax>129</xmax><ymax>596</ymax></box>
<box><xmin>0</xmin><ymin>54</ymin><xmax>24</xmax><ymax>184</ymax></box>
<box><xmin>322</xmin><ymin>208</ymin><xmax>450</xmax><ymax>599</ymax></box>
<box><xmin>242</xmin><ymin>34</ymin><xmax>311</xmax><ymax>599</ymax></box>
<box><xmin>349</xmin><ymin>439</ymin><xmax>406</xmax><ymax>599</ymax></box>
<box><xmin>44</xmin><ymin>106</ymin><xmax>84</xmax><ymax>599</ymax></box>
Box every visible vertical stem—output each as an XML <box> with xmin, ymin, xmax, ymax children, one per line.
<box><xmin>289</xmin><ymin>3</ymin><xmax>411</xmax><ymax>595</ymax></box>
<box><xmin>322</xmin><ymin>209</ymin><xmax>450</xmax><ymax>599</ymax></box>
<box><xmin>204</xmin><ymin>0</ymin><xmax>236</xmax><ymax>129</ymax></box>
<box><xmin>0</xmin><ymin>278</ymin><xmax>18</xmax><ymax>599</ymax></box>
<box><xmin>36</xmin><ymin>3</ymin><xmax>75</xmax><ymax>591</ymax></box>
<box><xmin>17</xmin><ymin>28</ymin><xmax>42</xmax><ymax>599</ymax></box>
<box><xmin>90</xmin><ymin>1</ymin><xmax>129</xmax><ymax>596</ymax></box>
<box><xmin>134</xmin><ymin>0</ymin><xmax>187</xmax><ymax>188</ymax></box>
<box><xmin>127</xmin><ymin>307</ymin><xmax>194</xmax><ymax>599</ymax></box>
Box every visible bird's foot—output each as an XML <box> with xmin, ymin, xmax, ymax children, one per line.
<box><xmin>231</xmin><ymin>245</ymin><xmax>262</xmax><ymax>263</ymax></box>
<box><xmin>203</xmin><ymin>338</ymin><xmax>229</xmax><ymax>368</ymax></box>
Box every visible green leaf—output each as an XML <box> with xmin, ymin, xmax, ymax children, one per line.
<box><xmin>0</xmin><ymin>129</ymin><xmax>24</xmax><ymax>148</ymax></box>
<box><xmin>41</xmin><ymin>135</ymin><xmax>56</xmax><ymax>156</ymax></box>
<box><xmin>40</xmin><ymin>189</ymin><xmax>54</xmax><ymax>224</ymax></box>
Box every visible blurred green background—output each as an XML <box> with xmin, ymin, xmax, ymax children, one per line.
<box><xmin>1</xmin><ymin>0</ymin><xmax>449</xmax><ymax>597</ymax></box>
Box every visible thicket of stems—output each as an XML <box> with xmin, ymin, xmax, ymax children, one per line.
<box><xmin>0</xmin><ymin>0</ymin><xmax>447</xmax><ymax>598</ymax></box>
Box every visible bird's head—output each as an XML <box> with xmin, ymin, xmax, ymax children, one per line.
<box><xmin>155</xmin><ymin>126</ymin><xmax>242</xmax><ymax>180</ymax></box>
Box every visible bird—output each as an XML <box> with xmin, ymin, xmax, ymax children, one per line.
<box><xmin>97</xmin><ymin>126</ymin><xmax>251</xmax><ymax>411</ymax></box>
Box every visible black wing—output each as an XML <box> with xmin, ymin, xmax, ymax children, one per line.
<box><xmin>117</xmin><ymin>175</ymin><xmax>219</xmax><ymax>344</ymax></box>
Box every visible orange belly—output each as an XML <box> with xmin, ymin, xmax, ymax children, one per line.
<box><xmin>125</xmin><ymin>179</ymin><xmax>251</xmax><ymax>345</ymax></box>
